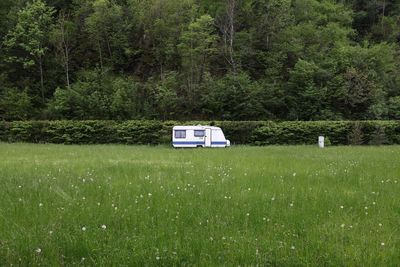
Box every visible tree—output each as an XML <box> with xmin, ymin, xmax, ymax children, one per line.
<box><xmin>85</xmin><ymin>0</ymin><xmax>128</xmax><ymax>70</ymax></box>
<box><xmin>178</xmin><ymin>14</ymin><xmax>218</xmax><ymax>111</ymax></box>
<box><xmin>3</xmin><ymin>0</ymin><xmax>55</xmax><ymax>104</ymax></box>
<box><xmin>51</xmin><ymin>10</ymin><xmax>77</xmax><ymax>88</ymax></box>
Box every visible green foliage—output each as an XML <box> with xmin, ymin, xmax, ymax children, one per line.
<box><xmin>369</xmin><ymin>125</ymin><xmax>389</xmax><ymax>145</ymax></box>
<box><xmin>3</xmin><ymin>0</ymin><xmax>55</xmax><ymax>68</ymax></box>
<box><xmin>348</xmin><ymin>122</ymin><xmax>364</xmax><ymax>145</ymax></box>
<box><xmin>388</xmin><ymin>96</ymin><xmax>400</xmax><ymax>119</ymax></box>
<box><xmin>3</xmin><ymin>0</ymin><xmax>55</xmax><ymax>102</ymax></box>
<box><xmin>47</xmin><ymin>70</ymin><xmax>141</xmax><ymax>120</ymax></box>
<box><xmin>0</xmin><ymin>0</ymin><xmax>400</xmax><ymax>121</ymax></box>
<box><xmin>0</xmin><ymin>87</ymin><xmax>32</xmax><ymax>120</ymax></box>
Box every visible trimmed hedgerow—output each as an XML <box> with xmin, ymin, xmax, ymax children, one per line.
<box><xmin>0</xmin><ymin>120</ymin><xmax>399</xmax><ymax>145</ymax></box>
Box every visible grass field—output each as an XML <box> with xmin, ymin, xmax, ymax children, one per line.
<box><xmin>0</xmin><ymin>143</ymin><xmax>399</xmax><ymax>266</ymax></box>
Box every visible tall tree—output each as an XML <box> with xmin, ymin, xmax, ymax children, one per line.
<box><xmin>178</xmin><ymin>14</ymin><xmax>218</xmax><ymax>111</ymax></box>
<box><xmin>85</xmin><ymin>0</ymin><xmax>127</xmax><ymax>71</ymax></box>
<box><xmin>216</xmin><ymin>0</ymin><xmax>238</xmax><ymax>76</ymax></box>
<box><xmin>3</xmin><ymin>0</ymin><xmax>55</xmax><ymax>104</ymax></box>
<box><xmin>51</xmin><ymin>10</ymin><xmax>76</xmax><ymax>88</ymax></box>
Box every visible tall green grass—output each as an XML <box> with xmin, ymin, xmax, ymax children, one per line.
<box><xmin>0</xmin><ymin>143</ymin><xmax>399</xmax><ymax>265</ymax></box>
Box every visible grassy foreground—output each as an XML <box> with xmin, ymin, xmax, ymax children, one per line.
<box><xmin>0</xmin><ymin>143</ymin><xmax>399</xmax><ymax>266</ymax></box>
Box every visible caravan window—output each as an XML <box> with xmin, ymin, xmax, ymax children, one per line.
<box><xmin>175</xmin><ymin>130</ymin><xmax>186</xmax><ymax>138</ymax></box>
<box><xmin>194</xmin><ymin>130</ymin><xmax>205</xmax><ymax>137</ymax></box>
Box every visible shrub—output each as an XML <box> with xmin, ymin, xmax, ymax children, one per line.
<box><xmin>0</xmin><ymin>120</ymin><xmax>399</xmax><ymax>145</ymax></box>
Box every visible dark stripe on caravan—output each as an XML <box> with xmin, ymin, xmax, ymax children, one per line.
<box><xmin>173</xmin><ymin>141</ymin><xmax>205</xmax><ymax>145</ymax></box>
<box><xmin>211</xmin><ymin>141</ymin><xmax>227</xmax><ymax>145</ymax></box>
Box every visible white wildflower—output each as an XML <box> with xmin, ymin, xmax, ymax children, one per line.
<box><xmin>35</xmin><ymin>248</ymin><xmax>41</xmax><ymax>253</ymax></box>
<box><xmin>82</xmin><ymin>227</ymin><xmax>86</xmax><ymax>231</ymax></box>
<box><xmin>101</xmin><ymin>225</ymin><xmax>107</xmax><ymax>229</ymax></box>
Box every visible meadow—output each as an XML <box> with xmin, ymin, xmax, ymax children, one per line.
<box><xmin>0</xmin><ymin>143</ymin><xmax>399</xmax><ymax>266</ymax></box>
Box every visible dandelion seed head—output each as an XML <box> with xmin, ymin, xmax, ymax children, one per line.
<box><xmin>35</xmin><ymin>248</ymin><xmax>41</xmax><ymax>253</ymax></box>
<box><xmin>82</xmin><ymin>227</ymin><xmax>86</xmax><ymax>231</ymax></box>
<box><xmin>101</xmin><ymin>225</ymin><xmax>106</xmax><ymax>229</ymax></box>
<box><xmin>39</xmin><ymin>203</ymin><xmax>43</xmax><ymax>207</ymax></box>
<box><xmin>291</xmin><ymin>246</ymin><xmax>295</xmax><ymax>250</ymax></box>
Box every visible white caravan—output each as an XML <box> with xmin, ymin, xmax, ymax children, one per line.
<box><xmin>172</xmin><ymin>125</ymin><xmax>231</xmax><ymax>148</ymax></box>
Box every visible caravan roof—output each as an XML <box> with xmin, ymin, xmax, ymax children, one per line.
<box><xmin>173</xmin><ymin>125</ymin><xmax>221</xmax><ymax>130</ymax></box>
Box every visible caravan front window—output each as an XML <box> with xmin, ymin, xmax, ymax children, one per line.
<box><xmin>175</xmin><ymin>130</ymin><xmax>186</xmax><ymax>138</ymax></box>
<box><xmin>194</xmin><ymin>130</ymin><xmax>205</xmax><ymax>137</ymax></box>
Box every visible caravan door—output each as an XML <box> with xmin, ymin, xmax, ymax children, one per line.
<box><xmin>205</xmin><ymin>128</ymin><xmax>211</xmax><ymax>147</ymax></box>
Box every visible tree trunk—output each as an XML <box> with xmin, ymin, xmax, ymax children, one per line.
<box><xmin>226</xmin><ymin>0</ymin><xmax>236</xmax><ymax>79</ymax></box>
<box><xmin>381</xmin><ymin>0</ymin><xmax>386</xmax><ymax>33</ymax></box>
<box><xmin>98</xmin><ymin>40</ymin><xmax>103</xmax><ymax>71</ymax></box>
<box><xmin>62</xmin><ymin>23</ymin><xmax>70</xmax><ymax>88</ymax></box>
<box><xmin>39</xmin><ymin>56</ymin><xmax>45</xmax><ymax>104</ymax></box>
<box><xmin>65</xmin><ymin>48</ymin><xmax>70</xmax><ymax>88</ymax></box>
<box><xmin>106</xmin><ymin>34</ymin><xmax>112</xmax><ymax>58</ymax></box>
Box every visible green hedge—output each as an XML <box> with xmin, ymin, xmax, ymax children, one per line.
<box><xmin>0</xmin><ymin>120</ymin><xmax>399</xmax><ymax>145</ymax></box>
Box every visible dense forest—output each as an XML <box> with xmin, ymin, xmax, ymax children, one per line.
<box><xmin>0</xmin><ymin>0</ymin><xmax>400</xmax><ymax>121</ymax></box>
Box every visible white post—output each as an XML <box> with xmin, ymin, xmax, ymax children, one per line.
<box><xmin>318</xmin><ymin>136</ymin><xmax>324</xmax><ymax>148</ymax></box>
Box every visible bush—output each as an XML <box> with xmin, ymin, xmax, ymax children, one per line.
<box><xmin>0</xmin><ymin>120</ymin><xmax>399</xmax><ymax>145</ymax></box>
